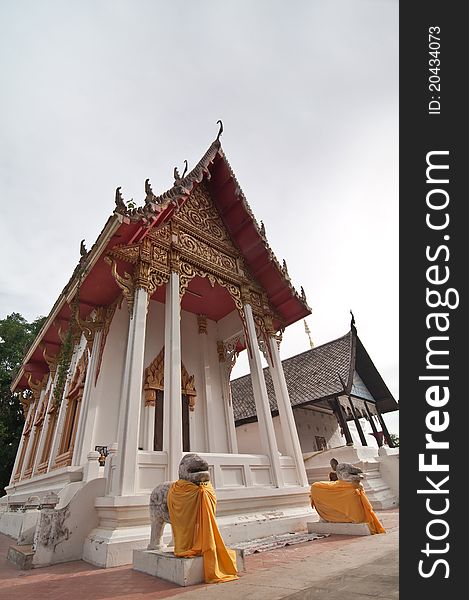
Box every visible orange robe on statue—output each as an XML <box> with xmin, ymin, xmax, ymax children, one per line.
<box><xmin>310</xmin><ymin>480</ymin><xmax>386</xmax><ymax>535</ymax></box>
<box><xmin>167</xmin><ymin>479</ymin><xmax>238</xmax><ymax>584</ymax></box>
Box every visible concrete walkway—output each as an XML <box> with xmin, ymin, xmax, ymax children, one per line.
<box><xmin>0</xmin><ymin>509</ymin><xmax>398</xmax><ymax>600</ymax></box>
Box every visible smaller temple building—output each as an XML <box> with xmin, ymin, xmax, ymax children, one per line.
<box><xmin>231</xmin><ymin>323</ymin><xmax>399</xmax><ymax>509</ymax></box>
<box><xmin>232</xmin><ymin>323</ymin><xmax>398</xmax><ymax>454</ymax></box>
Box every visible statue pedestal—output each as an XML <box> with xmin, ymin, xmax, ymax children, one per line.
<box><xmin>133</xmin><ymin>547</ymin><xmax>245</xmax><ymax>586</ymax></box>
<box><xmin>307</xmin><ymin>521</ymin><xmax>370</xmax><ymax>536</ymax></box>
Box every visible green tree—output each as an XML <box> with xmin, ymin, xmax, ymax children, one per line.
<box><xmin>0</xmin><ymin>313</ymin><xmax>46</xmax><ymax>494</ymax></box>
<box><xmin>389</xmin><ymin>433</ymin><xmax>399</xmax><ymax>447</ymax></box>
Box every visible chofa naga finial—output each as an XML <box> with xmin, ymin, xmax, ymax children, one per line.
<box><xmin>80</xmin><ymin>239</ymin><xmax>87</xmax><ymax>257</ymax></box>
<box><xmin>174</xmin><ymin>159</ymin><xmax>188</xmax><ymax>182</ymax></box>
<box><xmin>216</xmin><ymin>119</ymin><xmax>224</xmax><ymax>141</ymax></box>
<box><xmin>115</xmin><ymin>186</ymin><xmax>126</xmax><ymax>211</ymax></box>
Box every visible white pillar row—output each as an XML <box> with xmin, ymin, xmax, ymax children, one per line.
<box><xmin>163</xmin><ymin>271</ymin><xmax>183</xmax><ymax>481</ymax></box>
<box><xmin>198</xmin><ymin>315</ymin><xmax>216</xmax><ymax>452</ymax></box>
<box><xmin>114</xmin><ymin>286</ymin><xmax>148</xmax><ymax>497</ymax></box>
<box><xmin>74</xmin><ymin>329</ymin><xmax>103</xmax><ymax>466</ymax></box>
<box><xmin>217</xmin><ymin>338</ymin><xmax>239</xmax><ymax>454</ymax></box>
<box><xmin>267</xmin><ymin>336</ymin><xmax>309</xmax><ymax>487</ymax></box>
<box><xmin>243</xmin><ymin>303</ymin><xmax>283</xmax><ymax>488</ymax></box>
<box><xmin>9</xmin><ymin>399</ymin><xmax>36</xmax><ymax>484</ymax></box>
<box><xmin>48</xmin><ymin>342</ymin><xmax>83</xmax><ymax>472</ymax></box>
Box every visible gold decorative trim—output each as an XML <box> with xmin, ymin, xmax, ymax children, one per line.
<box><xmin>42</xmin><ymin>346</ymin><xmax>58</xmax><ymax>378</ymax></box>
<box><xmin>144</xmin><ymin>348</ymin><xmax>165</xmax><ymax>406</ymax></box>
<box><xmin>107</xmin><ymin>243</ymin><xmax>140</xmax><ymax>264</ymax></box>
<box><xmin>104</xmin><ymin>256</ymin><xmax>135</xmax><ymax>315</ymax></box>
<box><xmin>67</xmin><ymin>349</ymin><xmax>89</xmax><ymax>401</ymax></box>
<box><xmin>26</xmin><ymin>373</ymin><xmax>48</xmax><ymax>402</ymax></box>
<box><xmin>217</xmin><ymin>340</ymin><xmax>225</xmax><ymax>362</ymax></box>
<box><xmin>135</xmin><ymin>260</ymin><xmax>170</xmax><ymax>297</ymax></box>
<box><xmin>197</xmin><ymin>314</ymin><xmax>207</xmax><ymax>335</ymax></box>
<box><xmin>34</xmin><ymin>390</ymin><xmax>49</xmax><ymax>427</ymax></box>
<box><xmin>75</xmin><ymin>306</ymin><xmax>106</xmax><ymax>349</ymax></box>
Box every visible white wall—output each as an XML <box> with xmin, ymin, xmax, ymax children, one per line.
<box><xmin>88</xmin><ymin>303</ymin><xmax>128</xmax><ymax>451</ymax></box>
<box><xmin>236</xmin><ymin>407</ymin><xmax>343</xmax><ymax>455</ymax></box>
<box><xmin>293</xmin><ymin>408</ymin><xmax>343</xmax><ymax>451</ymax></box>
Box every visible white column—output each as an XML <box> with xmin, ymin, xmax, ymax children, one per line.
<box><xmin>222</xmin><ymin>370</ymin><xmax>239</xmax><ymax>454</ymax></box>
<box><xmin>217</xmin><ymin>342</ymin><xmax>238</xmax><ymax>454</ymax></box>
<box><xmin>9</xmin><ymin>400</ymin><xmax>35</xmax><ymax>484</ymax></box>
<box><xmin>73</xmin><ymin>329</ymin><xmax>102</xmax><ymax>466</ymax></box>
<box><xmin>244</xmin><ymin>303</ymin><xmax>283</xmax><ymax>487</ymax></box>
<box><xmin>31</xmin><ymin>381</ymin><xmax>54</xmax><ymax>475</ymax></box>
<box><xmin>199</xmin><ymin>317</ymin><xmax>216</xmax><ymax>452</ymax></box>
<box><xmin>163</xmin><ymin>272</ymin><xmax>183</xmax><ymax>481</ymax></box>
<box><xmin>267</xmin><ymin>337</ymin><xmax>309</xmax><ymax>486</ymax></box>
<box><xmin>143</xmin><ymin>402</ymin><xmax>155</xmax><ymax>451</ymax></box>
<box><xmin>114</xmin><ymin>286</ymin><xmax>148</xmax><ymax>496</ymax></box>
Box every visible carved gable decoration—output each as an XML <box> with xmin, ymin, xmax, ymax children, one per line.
<box><xmin>176</xmin><ymin>184</ymin><xmax>231</xmax><ymax>246</ymax></box>
<box><xmin>173</xmin><ymin>184</ymin><xmax>248</xmax><ymax>282</ymax></box>
<box><xmin>144</xmin><ymin>347</ymin><xmax>197</xmax><ymax>410</ymax></box>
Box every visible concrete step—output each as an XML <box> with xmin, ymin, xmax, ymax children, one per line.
<box><xmin>7</xmin><ymin>543</ymin><xmax>34</xmax><ymax>570</ymax></box>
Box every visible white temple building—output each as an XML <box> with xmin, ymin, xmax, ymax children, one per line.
<box><xmin>1</xmin><ymin>127</ymin><xmax>318</xmax><ymax>568</ymax></box>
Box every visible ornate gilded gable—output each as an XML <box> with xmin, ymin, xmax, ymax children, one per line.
<box><xmin>172</xmin><ymin>183</ymin><xmax>250</xmax><ymax>283</ymax></box>
<box><xmin>175</xmin><ymin>184</ymin><xmax>232</xmax><ymax>247</ymax></box>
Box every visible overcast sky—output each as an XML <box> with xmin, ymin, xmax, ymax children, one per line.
<box><xmin>0</xmin><ymin>0</ymin><xmax>398</xmax><ymax>434</ymax></box>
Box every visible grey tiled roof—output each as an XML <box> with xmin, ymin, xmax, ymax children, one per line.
<box><xmin>231</xmin><ymin>331</ymin><xmax>353</xmax><ymax>422</ymax></box>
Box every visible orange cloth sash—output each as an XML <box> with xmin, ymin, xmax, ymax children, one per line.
<box><xmin>167</xmin><ymin>480</ymin><xmax>238</xmax><ymax>584</ymax></box>
<box><xmin>310</xmin><ymin>480</ymin><xmax>386</xmax><ymax>535</ymax></box>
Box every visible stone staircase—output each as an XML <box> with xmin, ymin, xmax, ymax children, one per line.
<box><xmin>359</xmin><ymin>461</ymin><xmax>398</xmax><ymax>510</ymax></box>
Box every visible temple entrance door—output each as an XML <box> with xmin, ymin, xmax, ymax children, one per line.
<box><xmin>153</xmin><ymin>390</ymin><xmax>190</xmax><ymax>452</ymax></box>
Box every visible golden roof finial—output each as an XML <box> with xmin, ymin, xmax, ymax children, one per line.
<box><xmin>303</xmin><ymin>319</ymin><xmax>314</xmax><ymax>349</ymax></box>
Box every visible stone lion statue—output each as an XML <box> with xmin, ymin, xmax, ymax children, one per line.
<box><xmin>147</xmin><ymin>453</ymin><xmax>210</xmax><ymax>550</ymax></box>
<box><xmin>330</xmin><ymin>458</ymin><xmax>365</xmax><ymax>482</ymax></box>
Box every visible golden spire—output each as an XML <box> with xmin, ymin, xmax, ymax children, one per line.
<box><xmin>303</xmin><ymin>319</ymin><xmax>314</xmax><ymax>349</ymax></box>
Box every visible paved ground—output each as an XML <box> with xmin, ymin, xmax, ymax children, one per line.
<box><xmin>0</xmin><ymin>509</ymin><xmax>398</xmax><ymax>600</ymax></box>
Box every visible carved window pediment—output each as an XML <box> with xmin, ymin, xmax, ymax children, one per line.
<box><xmin>67</xmin><ymin>350</ymin><xmax>89</xmax><ymax>401</ymax></box>
<box><xmin>144</xmin><ymin>347</ymin><xmax>197</xmax><ymax>410</ymax></box>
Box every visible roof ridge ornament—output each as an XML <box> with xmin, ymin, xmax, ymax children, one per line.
<box><xmin>282</xmin><ymin>259</ymin><xmax>289</xmax><ymax>276</ymax></box>
<box><xmin>145</xmin><ymin>178</ymin><xmax>157</xmax><ymax>204</ymax></box>
<box><xmin>115</xmin><ymin>187</ymin><xmax>126</xmax><ymax>213</ymax></box>
<box><xmin>350</xmin><ymin>309</ymin><xmax>356</xmax><ymax>329</ymax></box>
<box><xmin>174</xmin><ymin>159</ymin><xmax>188</xmax><ymax>183</ymax></box>
<box><xmin>216</xmin><ymin>119</ymin><xmax>224</xmax><ymax>141</ymax></box>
